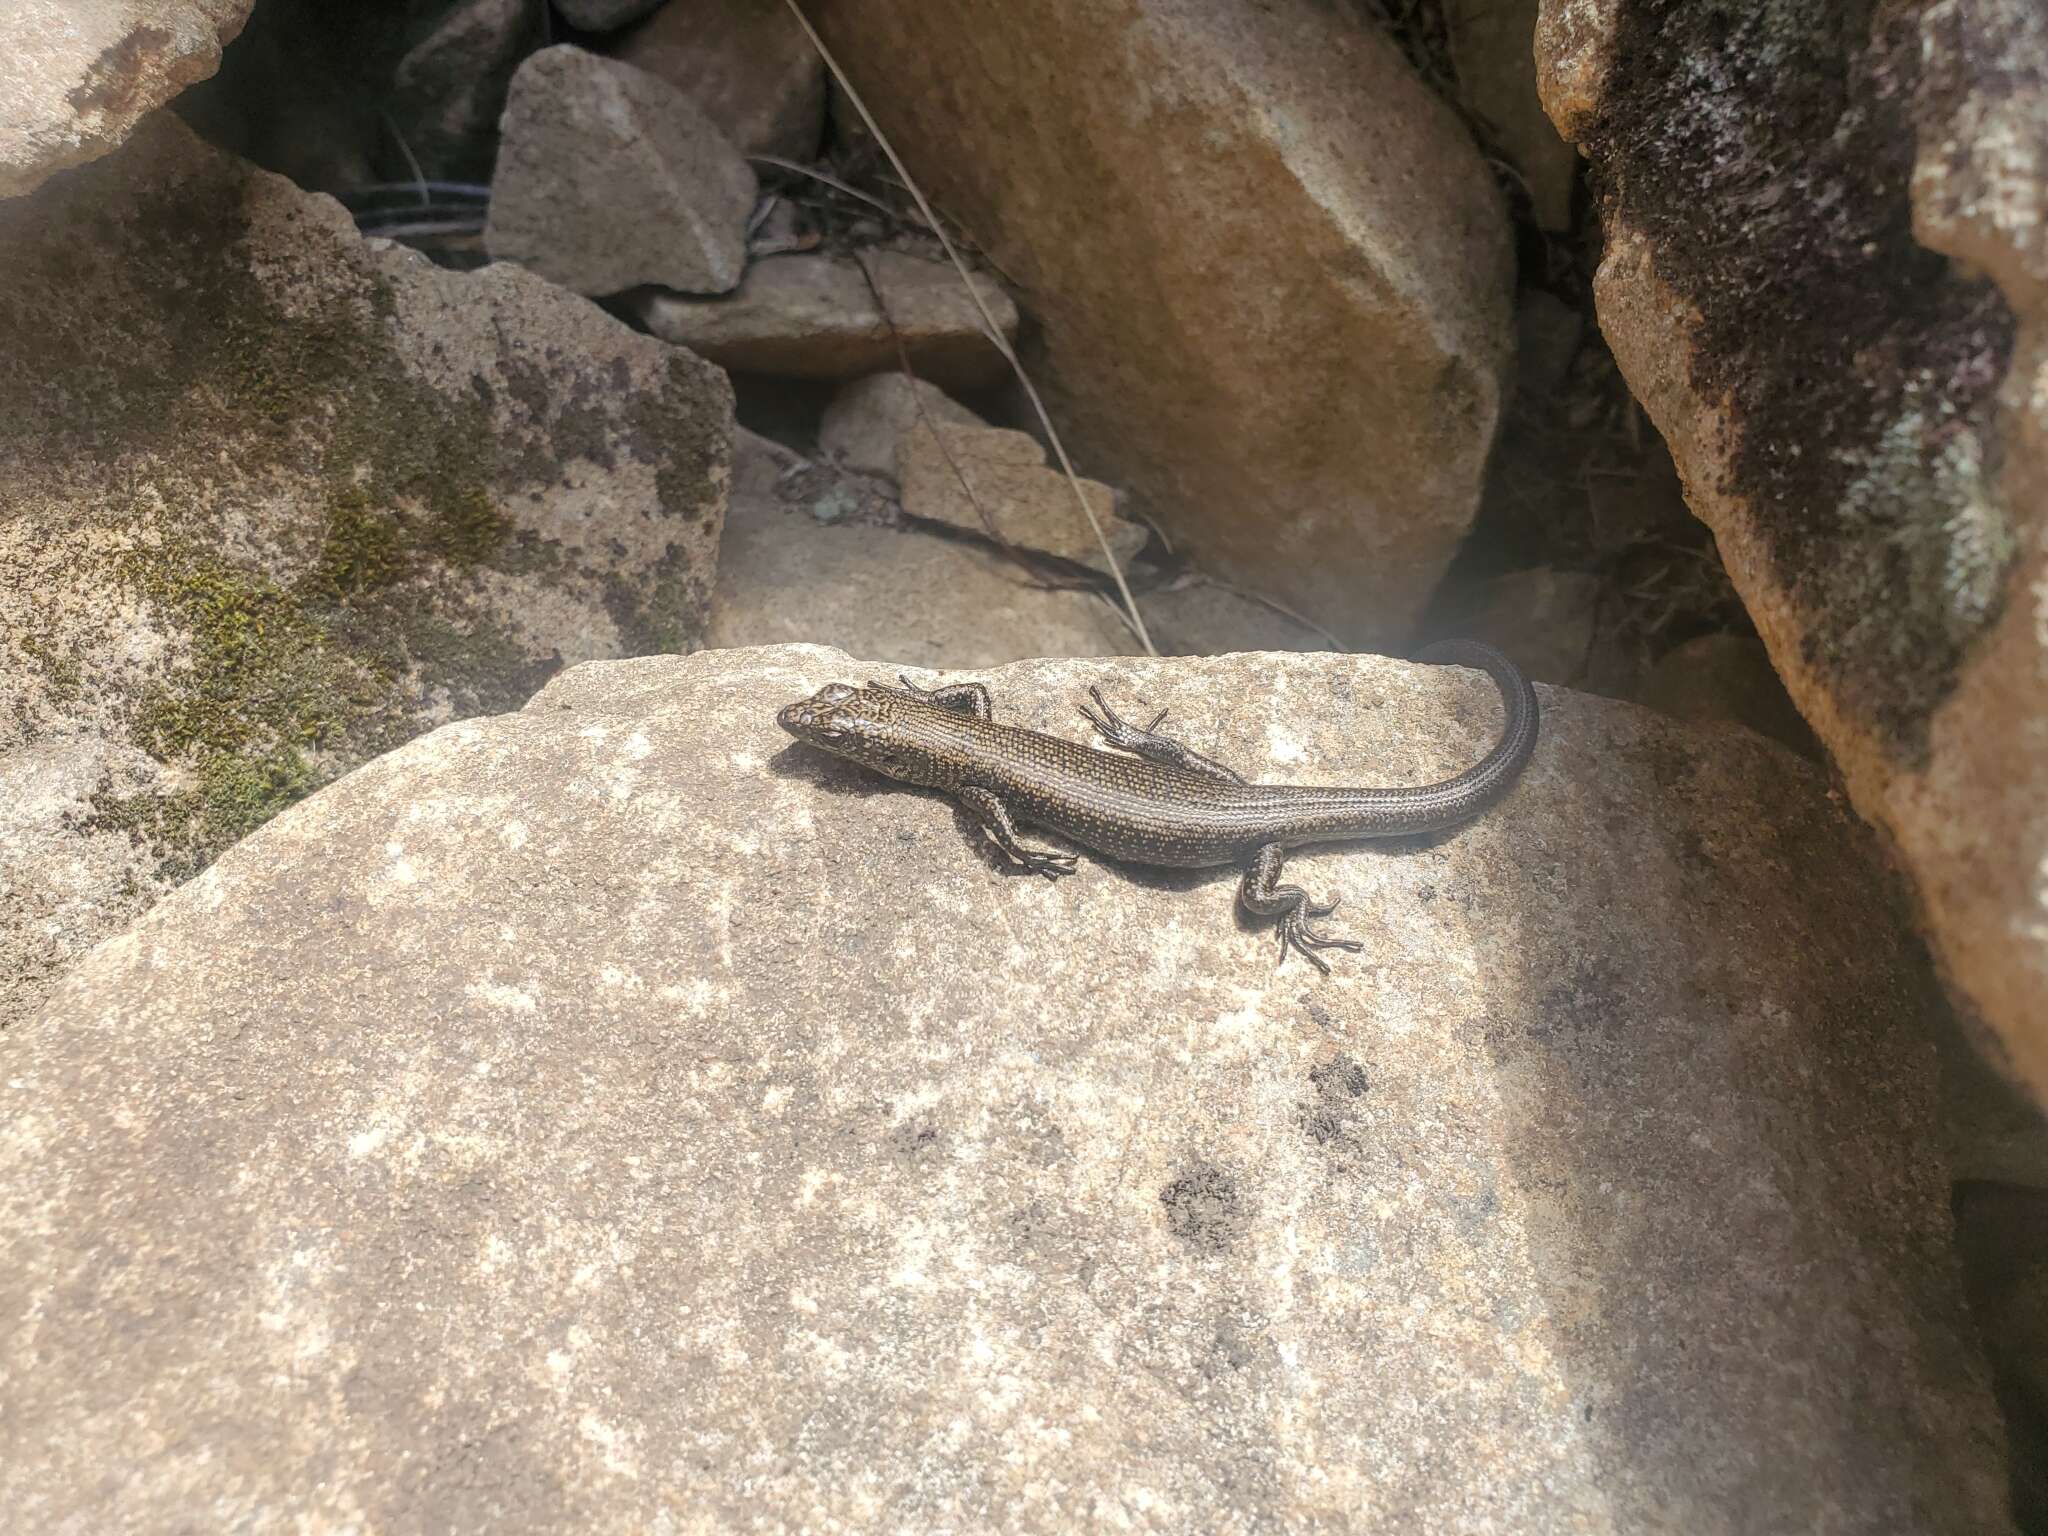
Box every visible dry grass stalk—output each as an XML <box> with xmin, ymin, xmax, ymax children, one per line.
<box><xmin>780</xmin><ymin>0</ymin><xmax>1156</xmax><ymax>655</ymax></box>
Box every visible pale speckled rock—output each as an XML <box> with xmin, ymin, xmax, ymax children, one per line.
<box><xmin>0</xmin><ymin>644</ymin><xmax>2010</xmax><ymax>1531</ymax></box>
<box><xmin>710</xmin><ymin>433</ymin><xmax>1133</xmax><ymax>665</ymax></box>
<box><xmin>817</xmin><ymin>370</ymin><xmax>984</xmax><ymax>481</ymax></box>
<box><xmin>898</xmin><ymin>423</ymin><xmax>1146</xmax><ymax>574</ymax></box>
<box><xmin>0</xmin><ymin>115</ymin><xmax>731</xmax><ymax>1032</ymax></box>
<box><xmin>608</xmin><ymin>0</ymin><xmax>824</xmax><ymax>161</ymax></box>
<box><xmin>0</xmin><ymin>0</ymin><xmax>251</xmax><ymax>198</ymax></box>
<box><xmin>1535</xmin><ymin>0</ymin><xmax>2048</xmax><ymax>1102</ymax></box>
<box><xmin>811</xmin><ymin>0</ymin><xmax>1514</xmax><ymax>647</ymax></box>
<box><xmin>484</xmin><ymin>45</ymin><xmax>756</xmax><ymax>297</ymax></box>
<box><xmin>635</xmin><ymin>249</ymin><xmax>1019</xmax><ymax>390</ymax></box>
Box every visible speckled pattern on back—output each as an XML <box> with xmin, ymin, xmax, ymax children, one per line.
<box><xmin>776</xmin><ymin>641</ymin><xmax>1540</xmax><ymax>971</ymax></box>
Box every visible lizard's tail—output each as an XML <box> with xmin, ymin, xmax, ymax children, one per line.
<box><xmin>1407</xmin><ymin>640</ymin><xmax>1542</xmax><ymax>821</ymax></box>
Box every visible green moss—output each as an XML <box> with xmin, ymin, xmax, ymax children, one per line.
<box><xmin>126</xmin><ymin>545</ymin><xmax>348</xmax><ymax>756</ymax></box>
<box><xmin>4</xmin><ymin>143</ymin><xmax>724</xmax><ymax>887</ymax></box>
<box><xmin>88</xmin><ymin>745</ymin><xmax>320</xmax><ymax>884</ymax></box>
<box><xmin>423</xmin><ymin>482</ymin><xmax>512</xmax><ymax>564</ymax></box>
<box><xmin>407</xmin><ymin>612</ymin><xmax>548</xmax><ymax>691</ymax></box>
<box><xmin>17</xmin><ymin>632</ymin><xmax>85</xmax><ymax>708</ymax></box>
<box><xmin>84</xmin><ymin>538</ymin><xmax>357</xmax><ymax>875</ymax></box>
<box><xmin>307</xmin><ymin>487</ymin><xmax>407</xmax><ymax>601</ymax></box>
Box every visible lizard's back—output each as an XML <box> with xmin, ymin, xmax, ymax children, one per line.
<box><xmin>895</xmin><ymin>701</ymin><xmax>1499</xmax><ymax>868</ymax></box>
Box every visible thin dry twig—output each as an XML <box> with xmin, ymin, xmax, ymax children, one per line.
<box><xmin>849</xmin><ymin>250</ymin><xmax>1025</xmax><ymax>563</ymax></box>
<box><xmin>380</xmin><ymin>112</ymin><xmax>431</xmax><ymax>206</ymax></box>
<box><xmin>1194</xmin><ymin>576</ymin><xmax>1350</xmax><ymax>653</ymax></box>
<box><xmin>748</xmin><ymin>156</ymin><xmax>925</xmax><ymax>227</ymax></box>
<box><xmin>781</xmin><ymin>0</ymin><xmax>1156</xmax><ymax>656</ymax></box>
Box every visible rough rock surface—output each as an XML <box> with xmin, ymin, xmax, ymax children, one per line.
<box><xmin>1445</xmin><ymin>0</ymin><xmax>1578</xmax><ymax>230</ymax></box>
<box><xmin>552</xmin><ymin>0</ymin><xmax>665</xmax><ymax>31</ymax></box>
<box><xmin>1955</xmin><ymin>1183</ymin><xmax>2048</xmax><ymax>1531</ymax></box>
<box><xmin>390</xmin><ymin>0</ymin><xmax>546</xmax><ymax>182</ymax></box>
<box><xmin>1143</xmin><ymin>577</ymin><xmax>1334</xmax><ymax>656</ymax></box>
<box><xmin>1</xmin><ymin>643</ymin><xmax>2011</xmax><ymax>1532</ymax></box>
<box><xmin>0</xmin><ymin>116</ymin><xmax>732</xmax><ymax>1032</ymax></box>
<box><xmin>1535</xmin><ymin>0</ymin><xmax>2048</xmax><ymax>1099</ymax></box>
<box><xmin>711</xmin><ymin>434</ymin><xmax>1133</xmax><ymax>665</ymax></box>
<box><xmin>818</xmin><ymin>369</ymin><xmax>985</xmax><ymax>481</ymax></box>
<box><xmin>1422</xmin><ymin>568</ymin><xmax>1600</xmax><ymax>687</ymax></box>
<box><xmin>484</xmin><ymin>44</ymin><xmax>756</xmax><ymax>297</ymax></box>
<box><xmin>610</xmin><ymin>0</ymin><xmax>825</xmax><ymax>161</ymax></box>
<box><xmin>0</xmin><ymin>0</ymin><xmax>252</xmax><ymax>198</ymax></box>
<box><xmin>1639</xmin><ymin>634</ymin><xmax>1820</xmax><ymax>760</ymax></box>
<box><xmin>812</xmin><ymin>0</ymin><xmax>1514</xmax><ymax>647</ymax></box>
<box><xmin>898</xmin><ymin>424</ymin><xmax>1146</xmax><ymax>574</ymax></box>
<box><xmin>635</xmin><ymin>248</ymin><xmax>1018</xmax><ymax>390</ymax></box>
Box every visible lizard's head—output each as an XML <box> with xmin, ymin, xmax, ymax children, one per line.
<box><xmin>776</xmin><ymin>682</ymin><xmax>937</xmax><ymax>785</ymax></box>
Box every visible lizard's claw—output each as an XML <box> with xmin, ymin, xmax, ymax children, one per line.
<box><xmin>1276</xmin><ymin>896</ymin><xmax>1363</xmax><ymax>973</ymax></box>
<box><xmin>1082</xmin><ymin>686</ymin><xmax>1168</xmax><ymax>755</ymax></box>
<box><xmin>1019</xmin><ymin>847</ymin><xmax>1079</xmax><ymax>880</ymax></box>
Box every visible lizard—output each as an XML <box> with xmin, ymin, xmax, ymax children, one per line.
<box><xmin>775</xmin><ymin>641</ymin><xmax>1539</xmax><ymax>972</ymax></box>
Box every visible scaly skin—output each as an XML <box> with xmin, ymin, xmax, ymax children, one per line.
<box><xmin>776</xmin><ymin>642</ymin><xmax>1539</xmax><ymax>972</ymax></box>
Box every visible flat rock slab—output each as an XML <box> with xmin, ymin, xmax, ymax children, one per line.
<box><xmin>0</xmin><ymin>0</ymin><xmax>252</xmax><ymax>198</ymax></box>
<box><xmin>635</xmin><ymin>248</ymin><xmax>1018</xmax><ymax>391</ymax></box>
<box><xmin>1144</xmin><ymin>577</ymin><xmax>1334</xmax><ymax>656</ymax></box>
<box><xmin>712</xmin><ymin>433</ymin><xmax>1133</xmax><ymax>665</ymax></box>
<box><xmin>0</xmin><ymin>116</ymin><xmax>732</xmax><ymax>1031</ymax></box>
<box><xmin>1</xmin><ymin>645</ymin><xmax>2009</xmax><ymax>1531</ymax></box>
<box><xmin>898</xmin><ymin>423</ymin><xmax>1145</xmax><ymax>573</ymax></box>
<box><xmin>484</xmin><ymin>44</ymin><xmax>756</xmax><ymax>296</ymax></box>
<box><xmin>818</xmin><ymin>369</ymin><xmax>985</xmax><ymax>481</ymax></box>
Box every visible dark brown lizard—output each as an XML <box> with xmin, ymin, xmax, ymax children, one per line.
<box><xmin>776</xmin><ymin>642</ymin><xmax>1539</xmax><ymax>971</ymax></box>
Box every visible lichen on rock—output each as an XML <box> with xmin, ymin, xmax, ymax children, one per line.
<box><xmin>0</xmin><ymin>114</ymin><xmax>733</xmax><ymax>1029</ymax></box>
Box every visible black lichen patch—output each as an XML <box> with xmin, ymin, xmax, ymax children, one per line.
<box><xmin>1160</xmin><ymin>1160</ymin><xmax>1248</xmax><ymax>1254</ymax></box>
<box><xmin>66</xmin><ymin>25</ymin><xmax>173</xmax><ymax>115</ymax></box>
<box><xmin>1530</xmin><ymin>960</ymin><xmax>1634</xmax><ymax>1056</ymax></box>
<box><xmin>604</xmin><ymin>551</ymin><xmax>714</xmax><ymax>658</ymax></box>
<box><xmin>1582</xmin><ymin>0</ymin><xmax>2017</xmax><ymax>765</ymax></box>
<box><xmin>1299</xmin><ymin>1054</ymin><xmax>1371</xmax><ymax>1154</ymax></box>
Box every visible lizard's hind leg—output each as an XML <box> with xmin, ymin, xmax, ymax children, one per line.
<box><xmin>1079</xmin><ymin>687</ymin><xmax>1245</xmax><ymax>783</ymax></box>
<box><xmin>1239</xmin><ymin>844</ymin><xmax>1362</xmax><ymax>973</ymax></box>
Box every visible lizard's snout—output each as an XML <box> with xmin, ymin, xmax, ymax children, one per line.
<box><xmin>776</xmin><ymin>701</ymin><xmax>813</xmax><ymax>734</ymax></box>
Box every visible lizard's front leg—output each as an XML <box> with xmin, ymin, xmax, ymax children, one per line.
<box><xmin>1079</xmin><ymin>687</ymin><xmax>1246</xmax><ymax>782</ymax></box>
<box><xmin>1239</xmin><ymin>844</ymin><xmax>1362</xmax><ymax>973</ymax></box>
<box><xmin>957</xmin><ymin>787</ymin><xmax>1079</xmax><ymax>879</ymax></box>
